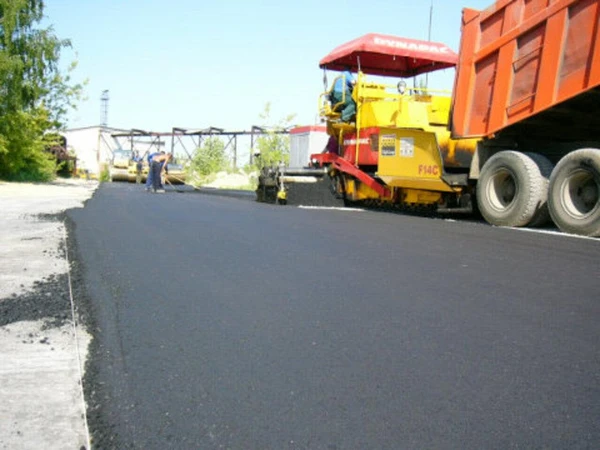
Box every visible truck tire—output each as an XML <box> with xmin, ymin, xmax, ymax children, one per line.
<box><xmin>477</xmin><ymin>151</ymin><xmax>552</xmax><ymax>227</ymax></box>
<box><xmin>524</xmin><ymin>152</ymin><xmax>554</xmax><ymax>227</ymax></box>
<box><xmin>547</xmin><ymin>148</ymin><xmax>600</xmax><ymax>237</ymax></box>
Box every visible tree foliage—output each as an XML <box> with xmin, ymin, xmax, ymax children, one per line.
<box><xmin>0</xmin><ymin>0</ymin><xmax>83</xmax><ymax>180</ymax></box>
<box><xmin>253</xmin><ymin>103</ymin><xmax>296</xmax><ymax>169</ymax></box>
<box><xmin>191</xmin><ymin>136</ymin><xmax>228</xmax><ymax>176</ymax></box>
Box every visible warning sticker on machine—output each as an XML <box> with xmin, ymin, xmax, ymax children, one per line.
<box><xmin>381</xmin><ymin>134</ymin><xmax>396</xmax><ymax>156</ymax></box>
<box><xmin>400</xmin><ymin>137</ymin><xmax>414</xmax><ymax>157</ymax></box>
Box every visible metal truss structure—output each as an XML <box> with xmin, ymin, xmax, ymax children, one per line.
<box><xmin>110</xmin><ymin>126</ymin><xmax>291</xmax><ymax>169</ymax></box>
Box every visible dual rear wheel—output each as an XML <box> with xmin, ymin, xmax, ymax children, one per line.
<box><xmin>548</xmin><ymin>149</ymin><xmax>600</xmax><ymax>236</ymax></box>
<box><xmin>477</xmin><ymin>149</ymin><xmax>600</xmax><ymax>236</ymax></box>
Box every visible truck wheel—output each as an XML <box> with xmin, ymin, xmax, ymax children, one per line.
<box><xmin>477</xmin><ymin>151</ymin><xmax>551</xmax><ymax>227</ymax></box>
<box><xmin>548</xmin><ymin>148</ymin><xmax>600</xmax><ymax>237</ymax></box>
<box><xmin>524</xmin><ymin>152</ymin><xmax>554</xmax><ymax>227</ymax></box>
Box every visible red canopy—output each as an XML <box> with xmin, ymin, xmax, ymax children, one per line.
<box><xmin>319</xmin><ymin>33</ymin><xmax>458</xmax><ymax>77</ymax></box>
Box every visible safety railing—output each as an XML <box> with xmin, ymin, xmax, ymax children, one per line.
<box><xmin>318</xmin><ymin>73</ymin><xmax>356</xmax><ymax>119</ymax></box>
<box><xmin>357</xmin><ymin>79</ymin><xmax>453</xmax><ymax>102</ymax></box>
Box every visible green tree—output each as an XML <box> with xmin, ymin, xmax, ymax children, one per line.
<box><xmin>191</xmin><ymin>136</ymin><xmax>228</xmax><ymax>176</ymax></box>
<box><xmin>0</xmin><ymin>0</ymin><xmax>83</xmax><ymax>180</ymax></box>
<box><xmin>253</xmin><ymin>103</ymin><xmax>296</xmax><ymax>169</ymax></box>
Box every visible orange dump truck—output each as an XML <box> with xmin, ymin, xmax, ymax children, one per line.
<box><xmin>451</xmin><ymin>0</ymin><xmax>600</xmax><ymax>236</ymax></box>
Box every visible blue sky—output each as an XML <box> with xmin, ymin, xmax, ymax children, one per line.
<box><xmin>45</xmin><ymin>0</ymin><xmax>494</xmax><ymax>133</ymax></box>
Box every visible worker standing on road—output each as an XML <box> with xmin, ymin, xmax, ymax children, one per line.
<box><xmin>145</xmin><ymin>151</ymin><xmax>163</xmax><ymax>191</ymax></box>
<box><xmin>150</xmin><ymin>153</ymin><xmax>172</xmax><ymax>193</ymax></box>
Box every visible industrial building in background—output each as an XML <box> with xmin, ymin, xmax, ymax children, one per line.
<box><xmin>60</xmin><ymin>126</ymin><xmax>165</xmax><ymax>177</ymax></box>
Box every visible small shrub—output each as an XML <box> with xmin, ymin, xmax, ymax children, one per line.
<box><xmin>98</xmin><ymin>164</ymin><xmax>110</xmax><ymax>182</ymax></box>
<box><xmin>191</xmin><ymin>137</ymin><xmax>228</xmax><ymax>176</ymax></box>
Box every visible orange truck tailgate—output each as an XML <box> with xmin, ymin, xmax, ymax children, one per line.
<box><xmin>451</xmin><ymin>0</ymin><xmax>600</xmax><ymax>139</ymax></box>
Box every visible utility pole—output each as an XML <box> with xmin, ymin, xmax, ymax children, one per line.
<box><xmin>425</xmin><ymin>0</ymin><xmax>434</xmax><ymax>88</ymax></box>
<box><xmin>100</xmin><ymin>90</ymin><xmax>109</xmax><ymax>128</ymax></box>
<box><xmin>427</xmin><ymin>0</ymin><xmax>433</xmax><ymax>42</ymax></box>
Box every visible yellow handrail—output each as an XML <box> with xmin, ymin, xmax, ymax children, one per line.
<box><xmin>357</xmin><ymin>80</ymin><xmax>452</xmax><ymax>98</ymax></box>
<box><xmin>318</xmin><ymin>73</ymin><xmax>353</xmax><ymax>117</ymax></box>
<box><xmin>354</xmin><ymin>71</ymin><xmax>364</xmax><ymax>167</ymax></box>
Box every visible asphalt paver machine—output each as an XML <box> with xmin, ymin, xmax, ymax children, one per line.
<box><xmin>257</xmin><ymin>33</ymin><xmax>479</xmax><ymax>212</ymax></box>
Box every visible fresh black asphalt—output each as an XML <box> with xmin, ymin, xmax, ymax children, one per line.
<box><xmin>68</xmin><ymin>183</ymin><xmax>600</xmax><ymax>449</ymax></box>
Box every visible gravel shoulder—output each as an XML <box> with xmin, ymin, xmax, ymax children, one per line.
<box><xmin>0</xmin><ymin>179</ymin><xmax>98</xmax><ymax>450</ymax></box>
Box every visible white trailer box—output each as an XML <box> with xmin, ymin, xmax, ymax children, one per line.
<box><xmin>61</xmin><ymin>126</ymin><xmax>127</xmax><ymax>176</ymax></box>
<box><xmin>289</xmin><ymin>126</ymin><xmax>328</xmax><ymax>168</ymax></box>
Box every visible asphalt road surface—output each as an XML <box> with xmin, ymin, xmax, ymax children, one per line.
<box><xmin>68</xmin><ymin>183</ymin><xmax>600</xmax><ymax>449</ymax></box>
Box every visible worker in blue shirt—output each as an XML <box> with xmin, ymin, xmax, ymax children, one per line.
<box><xmin>144</xmin><ymin>151</ymin><xmax>162</xmax><ymax>191</ymax></box>
<box><xmin>330</xmin><ymin>70</ymin><xmax>356</xmax><ymax>122</ymax></box>
<box><xmin>150</xmin><ymin>152</ymin><xmax>172</xmax><ymax>193</ymax></box>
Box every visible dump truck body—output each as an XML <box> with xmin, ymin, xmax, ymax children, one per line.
<box><xmin>451</xmin><ymin>0</ymin><xmax>600</xmax><ymax>236</ymax></box>
<box><xmin>452</xmin><ymin>0</ymin><xmax>600</xmax><ymax>144</ymax></box>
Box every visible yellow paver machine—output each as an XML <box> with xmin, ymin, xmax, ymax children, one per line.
<box><xmin>257</xmin><ymin>33</ymin><xmax>478</xmax><ymax>211</ymax></box>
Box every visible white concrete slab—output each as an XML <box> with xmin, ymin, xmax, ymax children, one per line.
<box><xmin>0</xmin><ymin>179</ymin><xmax>97</xmax><ymax>450</ymax></box>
